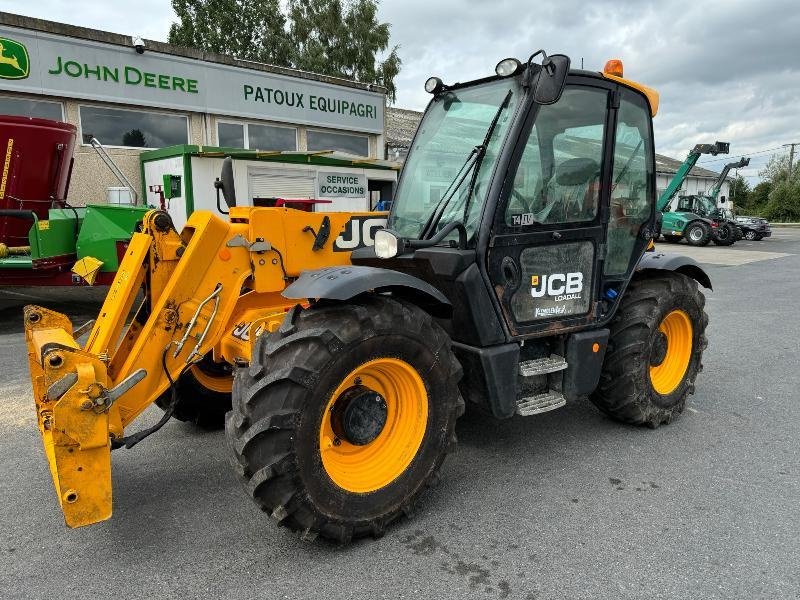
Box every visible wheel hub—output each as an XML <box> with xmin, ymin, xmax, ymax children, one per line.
<box><xmin>330</xmin><ymin>385</ymin><xmax>388</xmax><ymax>446</ymax></box>
<box><xmin>650</xmin><ymin>331</ymin><xmax>668</xmax><ymax>366</ymax></box>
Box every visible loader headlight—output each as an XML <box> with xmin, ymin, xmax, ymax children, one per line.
<box><xmin>374</xmin><ymin>229</ymin><xmax>400</xmax><ymax>259</ymax></box>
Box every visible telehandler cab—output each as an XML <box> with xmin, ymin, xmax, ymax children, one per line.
<box><xmin>24</xmin><ymin>52</ymin><xmax>710</xmax><ymax>543</ymax></box>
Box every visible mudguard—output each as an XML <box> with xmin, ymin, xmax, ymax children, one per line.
<box><xmin>636</xmin><ymin>252</ymin><xmax>712</xmax><ymax>290</ymax></box>
<box><xmin>283</xmin><ymin>265</ymin><xmax>452</xmax><ymax>313</ymax></box>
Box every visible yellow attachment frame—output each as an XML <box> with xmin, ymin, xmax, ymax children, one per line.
<box><xmin>24</xmin><ymin>207</ymin><xmax>384</xmax><ymax>527</ymax></box>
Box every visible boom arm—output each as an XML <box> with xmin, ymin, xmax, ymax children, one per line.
<box><xmin>706</xmin><ymin>157</ymin><xmax>750</xmax><ymax>201</ymax></box>
<box><xmin>656</xmin><ymin>141</ymin><xmax>730</xmax><ymax>212</ymax></box>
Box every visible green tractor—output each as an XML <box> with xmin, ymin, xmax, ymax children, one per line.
<box><xmin>657</xmin><ymin>142</ymin><xmax>730</xmax><ymax>246</ymax></box>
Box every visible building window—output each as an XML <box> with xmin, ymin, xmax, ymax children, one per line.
<box><xmin>0</xmin><ymin>96</ymin><xmax>63</xmax><ymax>120</ymax></box>
<box><xmin>218</xmin><ymin>122</ymin><xmax>244</xmax><ymax>148</ymax></box>
<box><xmin>307</xmin><ymin>129</ymin><xmax>369</xmax><ymax>157</ymax></box>
<box><xmin>79</xmin><ymin>105</ymin><xmax>188</xmax><ymax>148</ymax></box>
<box><xmin>216</xmin><ymin>120</ymin><xmax>297</xmax><ymax>151</ymax></box>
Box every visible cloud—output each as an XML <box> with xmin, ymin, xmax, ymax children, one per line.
<box><xmin>3</xmin><ymin>0</ymin><xmax>797</xmax><ymax>181</ymax></box>
<box><xmin>378</xmin><ymin>0</ymin><xmax>800</xmax><ymax>181</ymax></box>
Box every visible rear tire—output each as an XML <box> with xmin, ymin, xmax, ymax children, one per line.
<box><xmin>663</xmin><ymin>234</ymin><xmax>682</xmax><ymax>243</ymax></box>
<box><xmin>712</xmin><ymin>223</ymin><xmax>736</xmax><ymax>246</ymax></box>
<box><xmin>685</xmin><ymin>222</ymin><xmax>711</xmax><ymax>246</ymax></box>
<box><xmin>226</xmin><ymin>296</ymin><xmax>463</xmax><ymax>543</ymax></box>
<box><xmin>155</xmin><ymin>354</ymin><xmax>233</xmax><ymax>429</ymax></box>
<box><xmin>590</xmin><ymin>272</ymin><xmax>708</xmax><ymax>427</ymax></box>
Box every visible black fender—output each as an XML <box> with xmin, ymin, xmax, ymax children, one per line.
<box><xmin>282</xmin><ymin>265</ymin><xmax>452</xmax><ymax>316</ymax></box>
<box><xmin>636</xmin><ymin>252</ymin><xmax>712</xmax><ymax>290</ymax></box>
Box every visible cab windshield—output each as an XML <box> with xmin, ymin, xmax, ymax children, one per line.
<box><xmin>389</xmin><ymin>79</ymin><xmax>521</xmax><ymax>240</ymax></box>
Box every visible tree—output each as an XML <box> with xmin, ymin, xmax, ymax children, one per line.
<box><xmin>759</xmin><ymin>153</ymin><xmax>800</xmax><ymax>185</ymax></box>
<box><xmin>288</xmin><ymin>0</ymin><xmax>401</xmax><ymax>101</ymax></box>
<box><xmin>749</xmin><ymin>181</ymin><xmax>772</xmax><ymax>213</ymax></box>
<box><xmin>168</xmin><ymin>0</ymin><xmax>401</xmax><ymax>102</ymax></box>
<box><xmin>763</xmin><ymin>179</ymin><xmax>800</xmax><ymax>222</ymax></box>
<box><xmin>122</xmin><ymin>128</ymin><xmax>146</xmax><ymax>147</ymax></box>
<box><xmin>729</xmin><ymin>174</ymin><xmax>750</xmax><ymax>211</ymax></box>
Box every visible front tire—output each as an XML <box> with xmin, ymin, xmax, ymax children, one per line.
<box><xmin>712</xmin><ymin>223</ymin><xmax>736</xmax><ymax>246</ymax></box>
<box><xmin>155</xmin><ymin>354</ymin><xmax>233</xmax><ymax>429</ymax></box>
<box><xmin>226</xmin><ymin>296</ymin><xmax>463</xmax><ymax>543</ymax></box>
<box><xmin>590</xmin><ymin>272</ymin><xmax>708</xmax><ymax>427</ymax></box>
<box><xmin>743</xmin><ymin>230</ymin><xmax>757</xmax><ymax>241</ymax></box>
<box><xmin>663</xmin><ymin>234</ymin><xmax>682</xmax><ymax>244</ymax></box>
<box><xmin>685</xmin><ymin>222</ymin><xmax>711</xmax><ymax>246</ymax></box>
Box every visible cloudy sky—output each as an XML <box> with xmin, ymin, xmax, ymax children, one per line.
<box><xmin>3</xmin><ymin>0</ymin><xmax>798</xmax><ymax>181</ymax></box>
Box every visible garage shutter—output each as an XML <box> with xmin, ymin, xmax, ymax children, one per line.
<box><xmin>248</xmin><ymin>167</ymin><xmax>315</xmax><ymax>199</ymax></box>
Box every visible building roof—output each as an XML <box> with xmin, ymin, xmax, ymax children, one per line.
<box><xmin>386</xmin><ymin>107</ymin><xmax>423</xmax><ymax>148</ymax></box>
<box><xmin>0</xmin><ymin>12</ymin><xmax>386</xmax><ymax>94</ymax></box>
<box><xmin>654</xmin><ymin>153</ymin><xmax>722</xmax><ymax>179</ymax></box>
<box><xmin>385</xmin><ymin>108</ymin><xmax>728</xmax><ymax>180</ymax></box>
<box><xmin>140</xmin><ymin>145</ymin><xmax>400</xmax><ymax>170</ymax></box>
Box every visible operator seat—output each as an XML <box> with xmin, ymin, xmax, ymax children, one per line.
<box><xmin>537</xmin><ymin>157</ymin><xmax>600</xmax><ymax>223</ymax></box>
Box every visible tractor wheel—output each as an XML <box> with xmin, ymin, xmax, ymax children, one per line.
<box><xmin>663</xmin><ymin>235</ymin><xmax>682</xmax><ymax>244</ymax></box>
<box><xmin>155</xmin><ymin>354</ymin><xmax>233</xmax><ymax>429</ymax></box>
<box><xmin>226</xmin><ymin>296</ymin><xmax>463</xmax><ymax>543</ymax></box>
<box><xmin>712</xmin><ymin>223</ymin><xmax>736</xmax><ymax>246</ymax></box>
<box><xmin>685</xmin><ymin>222</ymin><xmax>711</xmax><ymax>246</ymax></box>
<box><xmin>590</xmin><ymin>272</ymin><xmax>708</xmax><ymax>427</ymax></box>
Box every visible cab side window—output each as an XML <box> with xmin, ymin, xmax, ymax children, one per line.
<box><xmin>605</xmin><ymin>90</ymin><xmax>654</xmax><ymax>275</ymax></box>
<box><xmin>505</xmin><ymin>87</ymin><xmax>608</xmax><ymax>226</ymax></box>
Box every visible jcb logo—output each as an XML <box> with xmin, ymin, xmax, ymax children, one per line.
<box><xmin>0</xmin><ymin>38</ymin><xmax>29</xmax><ymax>80</ymax></box>
<box><xmin>531</xmin><ymin>272</ymin><xmax>583</xmax><ymax>298</ymax></box>
<box><xmin>333</xmin><ymin>216</ymin><xmax>387</xmax><ymax>252</ymax></box>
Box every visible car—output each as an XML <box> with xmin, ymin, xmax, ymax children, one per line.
<box><xmin>734</xmin><ymin>215</ymin><xmax>772</xmax><ymax>241</ymax></box>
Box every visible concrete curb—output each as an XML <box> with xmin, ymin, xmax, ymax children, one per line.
<box><xmin>770</xmin><ymin>223</ymin><xmax>800</xmax><ymax>228</ymax></box>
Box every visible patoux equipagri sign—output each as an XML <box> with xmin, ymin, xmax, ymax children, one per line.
<box><xmin>0</xmin><ymin>26</ymin><xmax>384</xmax><ymax>134</ymax></box>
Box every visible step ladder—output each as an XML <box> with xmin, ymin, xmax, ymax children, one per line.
<box><xmin>516</xmin><ymin>354</ymin><xmax>567</xmax><ymax>416</ymax></box>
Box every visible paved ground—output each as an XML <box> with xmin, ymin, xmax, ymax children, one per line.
<box><xmin>1</xmin><ymin>231</ymin><xmax>798</xmax><ymax>599</ymax></box>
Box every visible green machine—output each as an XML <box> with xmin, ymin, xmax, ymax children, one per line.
<box><xmin>0</xmin><ymin>204</ymin><xmax>149</xmax><ymax>286</ymax></box>
<box><xmin>657</xmin><ymin>141</ymin><xmax>729</xmax><ymax>246</ymax></box>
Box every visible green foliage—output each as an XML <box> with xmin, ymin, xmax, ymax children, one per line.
<box><xmin>763</xmin><ymin>179</ymin><xmax>800</xmax><ymax>222</ymax></box>
<box><xmin>169</xmin><ymin>0</ymin><xmax>291</xmax><ymax>65</ymax></box>
<box><xmin>747</xmin><ymin>181</ymin><xmax>772</xmax><ymax>214</ymax></box>
<box><xmin>122</xmin><ymin>128</ymin><xmax>146</xmax><ymax>147</ymax></box>
<box><xmin>754</xmin><ymin>154</ymin><xmax>800</xmax><ymax>221</ymax></box>
<box><xmin>169</xmin><ymin>0</ymin><xmax>401</xmax><ymax>101</ymax></box>
<box><xmin>728</xmin><ymin>174</ymin><xmax>750</xmax><ymax>210</ymax></box>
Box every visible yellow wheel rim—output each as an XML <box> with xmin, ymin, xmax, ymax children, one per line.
<box><xmin>649</xmin><ymin>309</ymin><xmax>693</xmax><ymax>395</ymax></box>
<box><xmin>190</xmin><ymin>364</ymin><xmax>233</xmax><ymax>394</ymax></box>
<box><xmin>320</xmin><ymin>358</ymin><xmax>428</xmax><ymax>493</ymax></box>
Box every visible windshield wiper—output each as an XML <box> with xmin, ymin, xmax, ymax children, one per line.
<box><xmin>421</xmin><ymin>89</ymin><xmax>513</xmax><ymax>240</ymax></box>
<box><xmin>418</xmin><ymin>146</ymin><xmax>480</xmax><ymax>239</ymax></box>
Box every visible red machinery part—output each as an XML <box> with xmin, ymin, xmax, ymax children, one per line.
<box><xmin>0</xmin><ymin>116</ymin><xmax>76</xmax><ymax>247</ymax></box>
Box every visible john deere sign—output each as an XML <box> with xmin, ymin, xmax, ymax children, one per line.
<box><xmin>0</xmin><ymin>26</ymin><xmax>383</xmax><ymax>134</ymax></box>
<box><xmin>0</xmin><ymin>37</ymin><xmax>29</xmax><ymax>80</ymax></box>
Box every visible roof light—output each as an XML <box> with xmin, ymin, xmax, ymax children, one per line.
<box><xmin>424</xmin><ymin>77</ymin><xmax>445</xmax><ymax>94</ymax></box>
<box><xmin>495</xmin><ymin>58</ymin><xmax>522</xmax><ymax>77</ymax></box>
<box><xmin>603</xmin><ymin>59</ymin><xmax>624</xmax><ymax>78</ymax></box>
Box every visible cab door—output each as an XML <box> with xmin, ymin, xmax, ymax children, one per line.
<box><xmin>487</xmin><ymin>82</ymin><xmax>612</xmax><ymax>337</ymax></box>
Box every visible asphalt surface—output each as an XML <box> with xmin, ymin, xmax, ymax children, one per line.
<box><xmin>1</xmin><ymin>231</ymin><xmax>799</xmax><ymax>599</ymax></box>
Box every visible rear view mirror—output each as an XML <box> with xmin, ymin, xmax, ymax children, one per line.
<box><xmin>220</xmin><ymin>156</ymin><xmax>236</xmax><ymax>207</ymax></box>
<box><xmin>527</xmin><ymin>51</ymin><xmax>570</xmax><ymax>105</ymax></box>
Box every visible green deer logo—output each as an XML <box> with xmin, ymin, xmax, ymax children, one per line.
<box><xmin>0</xmin><ymin>38</ymin><xmax>30</xmax><ymax>80</ymax></box>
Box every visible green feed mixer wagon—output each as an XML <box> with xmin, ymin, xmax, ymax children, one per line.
<box><xmin>0</xmin><ymin>115</ymin><xmax>147</xmax><ymax>286</ymax></box>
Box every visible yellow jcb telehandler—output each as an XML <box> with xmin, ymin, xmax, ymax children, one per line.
<box><xmin>24</xmin><ymin>52</ymin><xmax>710</xmax><ymax>543</ymax></box>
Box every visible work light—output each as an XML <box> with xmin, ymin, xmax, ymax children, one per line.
<box><xmin>495</xmin><ymin>58</ymin><xmax>522</xmax><ymax>77</ymax></box>
<box><xmin>374</xmin><ymin>229</ymin><xmax>400</xmax><ymax>258</ymax></box>
<box><xmin>424</xmin><ymin>77</ymin><xmax>444</xmax><ymax>94</ymax></box>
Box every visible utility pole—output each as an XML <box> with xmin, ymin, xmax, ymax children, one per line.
<box><xmin>784</xmin><ymin>142</ymin><xmax>800</xmax><ymax>178</ymax></box>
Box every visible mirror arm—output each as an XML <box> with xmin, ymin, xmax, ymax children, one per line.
<box><xmin>214</xmin><ymin>180</ymin><xmax>229</xmax><ymax>215</ymax></box>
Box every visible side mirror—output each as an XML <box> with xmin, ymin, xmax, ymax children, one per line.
<box><xmin>214</xmin><ymin>156</ymin><xmax>236</xmax><ymax>209</ymax></box>
<box><xmin>527</xmin><ymin>50</ymin><xmax>570</xmax><ymax>105</ymax></box>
